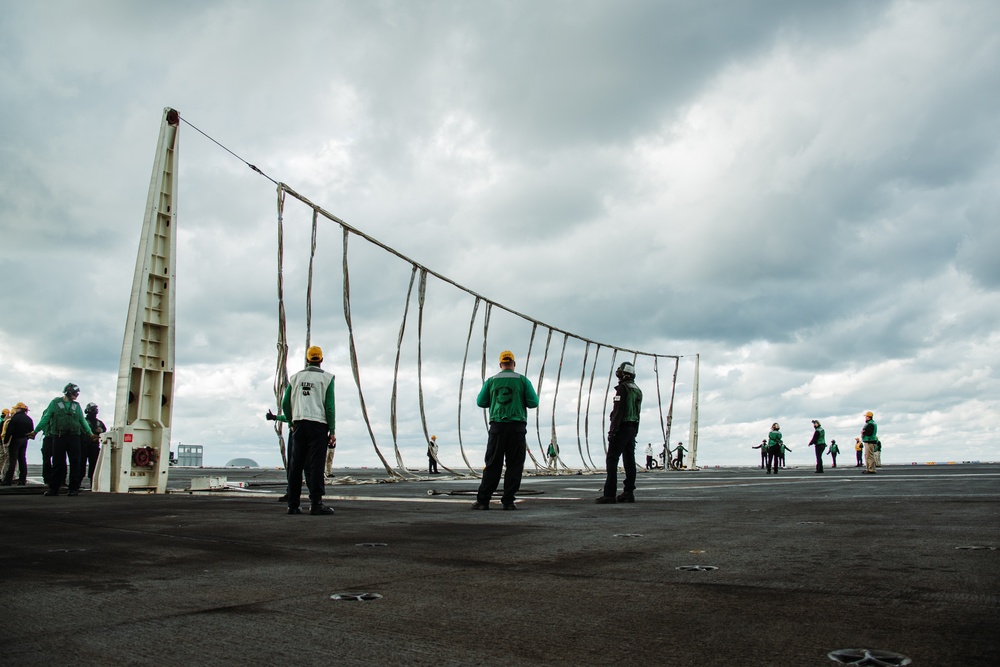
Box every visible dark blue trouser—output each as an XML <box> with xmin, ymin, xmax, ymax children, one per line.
<box><xmin>476</xmin><ymin>421</ymin><xmax>527</xmax><ymax>506</ymax></box>
<box><xmin>814</xmin><ymin>445</ymin><xmax>826</xmax><ymax>472</ymax></box>
<box><xmin>41</xmin><ymin>436</ymin><xmax>53</xmax><ymax>485</ymax></box>
<box><xmin>287</xmin><ymin>421</ymin><xmax>327</xmax><ymax>508</ymax></box>
<box><xmin>766</xmin><ymin>446</ymin><xmax>781</xmax><ymax>473</ymax></box>
<box><xmin>603</xmin><ymin>422</ymin><xmax>638</xmax><ymax>498</ymax></box>
<box><xmin>50</xmin><ymin>434</ymin><xmax>82</xmax><ymax>492</ymax></box>
<box><xmin>3</xmin><ymin>438</ymin><xmax>28</xmax><ymax>485</ymax></box>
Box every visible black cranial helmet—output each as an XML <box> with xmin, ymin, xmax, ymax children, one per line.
<box><xmin>64</xmin><ymin>383</ymin><xmax>81</xmax><ymax>397</ymax></box>
<box><xmin>85</xmin><ymin>403</ymin><xmax>98</xmax><ymax>415</ymax></box>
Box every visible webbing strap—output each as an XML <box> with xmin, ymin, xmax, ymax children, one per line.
<box><xmin>456</xmin><ymin>297</ymin><xmax>481</xmax><ymax>475</ymax></box>
<box><xmin>342</xmin><ymin>228</ymin><xmax>402</xmax><ymax>479</ymax></box>
<box><xmin>273</xmin><ymin>185</ymin><xmax>289</xmax><ymax>467</ymax></box>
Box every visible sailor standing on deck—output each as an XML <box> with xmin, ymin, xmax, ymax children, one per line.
<box><xmin>471</xmin><ymin>350</ymin><xmax>539</xmax><ymax>510</ymax></box>
<box><xmin>281</xmin><ymin>346</ymin><xmax>336</xmax><ymax>515</ymax></box>
<box><xmin>808</xmin><ymin>420</ymin><xmax>826</xmax><ymax>473</ymax></box>
<box><xmin>596</xmin><ymin>362</ymin><xmax>643</xmax><ymax>504</ymax></box>
<box><xmin>861</xmin><ymin>411</ymin><xmax>878</xmax><ymax>475</ymax></box>
<box><xmin>765</xmin><ymin>423</ymin><xmax>783</xmax><ymax>474</ymax></box>
<box><xmin>30</xmin><ymin>384</ymin><xmax>93</xmax><ymax>496</ymax></box>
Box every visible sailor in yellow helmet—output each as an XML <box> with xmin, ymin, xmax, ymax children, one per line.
<box><xmin>861</xmin><ymin>411</ymin><xmax>878</xmax><ymax>474</ymax></box>
<box><xmin>281</xmin><ymin>345</ymin><xmax>336</xmax><ymax>515</ymax></box>
<box><xmin>471</xmin><ymin>350</ymin><xmax>539</xmax><ymax>510</ymax></box>
<box><xmin>2</xmin><ymin>403</ymin><xmax>34</xmax><ymax>486</ymax></box>
<box><xmin>427</xmin><ymin>435</ymin><xmax>439</xmax><ymax>474</ymax></box>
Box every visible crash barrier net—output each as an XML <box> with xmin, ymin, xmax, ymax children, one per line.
<box><xmin>177</xmin><ymin>113</ymin><xmax>694</xmax><ymax>480</ymax></box>
<box><xmin>272</xmin><ymin>183</ymin><xmax>693</xmax><ymax>480</ymax></box>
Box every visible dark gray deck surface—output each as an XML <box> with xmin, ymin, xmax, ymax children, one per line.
<box><xmin>2</xmin><ymin>463</ymin><xmax>998</xmax><ymax>666</ymax></box>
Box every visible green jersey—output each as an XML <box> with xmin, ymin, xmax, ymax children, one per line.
<box><xmin>36</xmin><ymin>397</ymin><xmax>93</xmax><ymax>437</ymax></box>
<box><xmin>477</xmin><ymin>369</ymin><xmax>539</xmax><ymax>422</ymax></box>
<box><xmin>768</xmin><ymin>430</ymin><xmax>782</xmax><ymax>450</ymax></box>
<box><xmin>862</xmin><ymin>419</ymin><xmax>878</xmax><ymax>443</ymax></box>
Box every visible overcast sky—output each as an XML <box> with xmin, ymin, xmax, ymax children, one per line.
<box><xmin>1</xmin><ymin>0</ymin><xmax>998</xmax><ymax>471</ymax></box>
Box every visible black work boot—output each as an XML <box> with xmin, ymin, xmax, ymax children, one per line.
<box><xmin>310</xmin><ymin>503</ymin><xmax>334</xmax><ymax>515</ymax></box>
<box><xmin>616</xmin><ymin>493</ymin><xmax>635</xmax><ymax>503</ymax></box>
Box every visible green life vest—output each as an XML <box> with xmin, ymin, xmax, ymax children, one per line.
<box><xmin>49</xmin><ymin>400</ymin><xmax>84</xmax><ymax>435</ymax></box>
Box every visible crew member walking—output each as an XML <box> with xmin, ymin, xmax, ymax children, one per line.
<box><xmin>828</xmin><ymin>439</ymin><xmax>840</xmax><ymax>468</ymax></box>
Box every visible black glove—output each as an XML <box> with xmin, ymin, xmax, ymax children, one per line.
<box><xmin>265</xmin><ymin>409</ymin><xmax>277</xmax><ymax>421</ymax></box>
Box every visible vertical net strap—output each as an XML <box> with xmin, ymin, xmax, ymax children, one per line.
<box><xmin>273</xmin><ymin>185</ymin><xmax>289</xmax><ymax>467</ymax></box>
<box><xmin>479</xmin><ymin>302</ymin><xmax>492</xmax><ymax>430</ymax></box>
<box><xmin>583</xmin><ymin>344</ymin><xmax>601</xmax><ymax>469</ymax></box>
<box><xmin>521</xmin><ymin>323</ymin><xmax>543</xmax><ymax>471</ymax></box>
<box><xmin>456</xmin><ymin>297</ymin><xmax>482</xmax><ymax>476</ymax></box>
<box><xmin>654</xmin><ymin>356</ymin><xmax>666</xmax><ymax>444</ymax></box>
<box><xmin>305</xmin><ymin>208</ymin><xmax>318</xmax><ymax>348</ymax></box>
<box><xmin>575</xmin><ymin>342</ymin><xmax>596</xmax><ymax>471</ymax></box>
<box><xmin>550</xmin><ymin>333</ymin><xmax>571</xmax><ymax>471</ymax></box>
<box><xmin>534</xmin><ymin>328</ymin><xmax>553</xmax><ymax>459</ymax></box>
<box><xmin>601</xmin><ymin>349</ymin><xmax>619</xmax><ymax>456</ymax></box>
<box><xmin>415</xmin><ymin>270</ymin><xmax>462</xmax><ymax>477</ymax></box>
<box><xmin>341</xmin><ymin>228</ymin><xmax>402</xmax><ymax>479</ymax></box>
<box><xmin>390</xmin><ymin>266</ymin><xmax>419</xmax><ymax>474</ymax></box>
<box><xmin>665</xmin><ymin>357</ymin><xmax>679</xmax><ymax>447</ymax></box>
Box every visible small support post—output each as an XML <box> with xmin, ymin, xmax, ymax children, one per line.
<box><xmin>687</xmin><ymin>353</ymin><xmax>700</xmax><ymax>469</ymax></box>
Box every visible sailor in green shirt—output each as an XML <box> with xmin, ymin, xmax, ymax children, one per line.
<box><xmin>31</xmin><ymin>383</ymin><xmax>93</xmax><ymax>496</ymax></box>
<box><xmin>471</xmin><ymin>350</ymin><xmax>539</xmax><ymax>510</ymax></box>
<box><xmin>861</xmin><ymin>411</ymin><xmax>878</xmax><ymax>474</ymax></box>
<box><xmin>766</xmin><ymin>423</ymin><xmax>783</xmax><ymax>474</ymax></box>
<box><xmin>808</xmin><ymin>419</ymin><xmax>827</xmax><ymax>474</ymax></box>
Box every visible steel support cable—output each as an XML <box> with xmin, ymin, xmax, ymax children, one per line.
<box><xmin>273</xmin><ymin>185</ymin><xmax>290</xmax><ymax>467</ymax></box>
<box><xmin>415</xmin><ymin>270</ymin><xmax>463</xmax><ymax>477</ymax></box>
<box><xmin>275</xmin><ymin>184</ymin><xmax>676</xmax><ymax>360</ymax></box>
<box><xmin>173</xmin><ymin>118</ymin><xmax>693</xmax><ymax>476</ymax></box>
<box><xmin>534</xmin><ymin>328</ymin><xmax>553</xmax><ymax>460</ymax></box>
<box><xmin>390</xmin><ymin>266</ymin><xmax>419</xmax><ymax>473</ymax></box>
<box><xmin>180</xmin><ymin>116</ymin><xmax>664</xmax><ymax>355</ymax></box>
<box><xmin>341</xmin><ymin>228</ymin><xmax>402</xmax><ymax>479</ymax></box>
<box><xmin>180</xmin><ymin>116</ymin><xmax>279</xmax><ymax>186</ymax></box>
<box><xmin>583</xmin><ymin>344</ymin><xmax>601</xmax><ymax>469</ymax></box>
<box><xmin>456</xmin><ymin>298</ymin><xmax>482</xmax><ymax>476</ymax></box>
<box><xmin>180</xmin><ymin>125</ymin><xmax>680</xmax><ymax>357</ymax></box>
<box><xmin>602</xmin><ymin>349</ymin><xmax>619</xmax><ymax>456</ymax></box>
